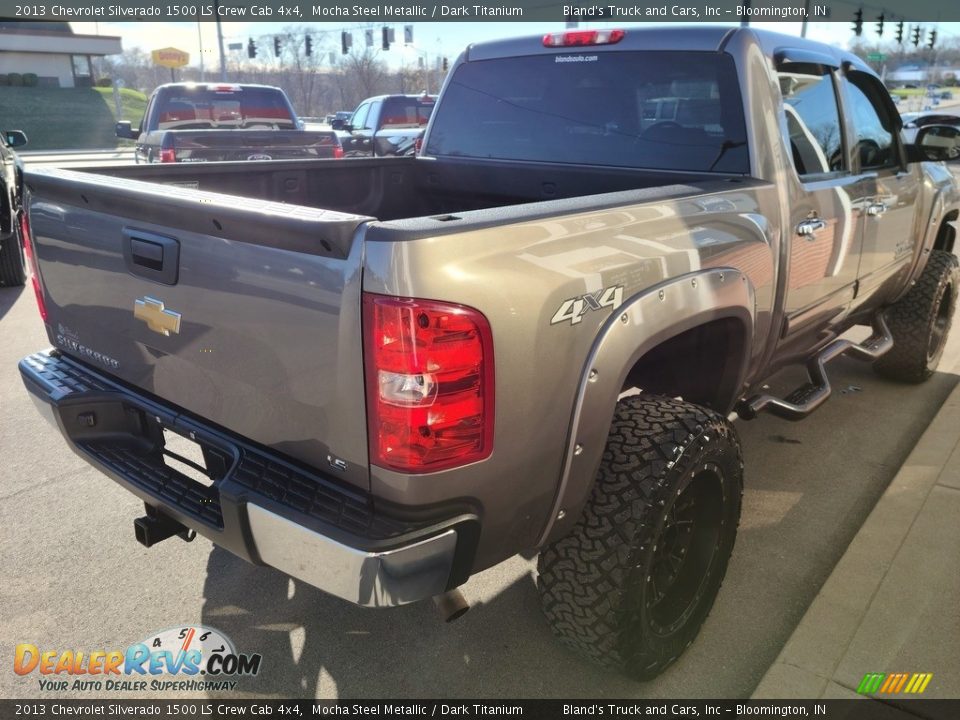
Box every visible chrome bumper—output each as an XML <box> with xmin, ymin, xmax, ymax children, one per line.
<box><xmin>248</xmin><ymin>504</ymin><xmax>458</xmax><ymax>607</ymax></box>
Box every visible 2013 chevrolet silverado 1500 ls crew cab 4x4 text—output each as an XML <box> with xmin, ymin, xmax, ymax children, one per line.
<box><xmin>18</xmin><ymin>28</ymin><xmax>960</xmax><ymax>679</ymax></box>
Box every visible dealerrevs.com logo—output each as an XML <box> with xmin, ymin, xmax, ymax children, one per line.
<box><xmin>14</xmin><ymin>625</ymin><xmax>262</xmax><ymax>693</ymax></box>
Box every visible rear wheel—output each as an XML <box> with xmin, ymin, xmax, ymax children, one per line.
<box><xmin>0</xmin><ymin>218</ymin><xmax>27</xmax><ymax>287</ymax></box>
<box><xmin>874</xmin><ymin>249</ymin><xmax>959</xmax><ymax>383</ymax></box>
<box><xmin>537</xmin><ymin>394</ymin><xmax>743</xmax><ymax>679</ymax></box>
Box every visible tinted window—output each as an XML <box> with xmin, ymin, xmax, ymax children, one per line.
<box><xmin>379</xmin><ymin>96</ymin><xmax>436</xmax><ymax>128</ymax></box>
<box><xmin>351</xmin><ymin>103</ymin><xmax>370</xmax><ymax>130</ymax></box>
<box><xmin>154</xmin><ymin>87</ymin><xmax>296</xmax><ymax>130</ymax></box>
<box><xmin>778</xmin><ymin>70</ymin><xmax>845</xmax><ymax>176</ymax></box>
<box><xmin>846</xmin><ymin>72</ymin><xmax>897</xmax><ymax>169</ymax></box>
<box><xmin>425</xmin><ymin>52</ymin><xmax>749</xmax><ymax>173</ymax></box>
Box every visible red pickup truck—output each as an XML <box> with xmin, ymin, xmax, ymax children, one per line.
<box><xmin>116</xmin><ymin>83</ymin><xmax>343</xmax><ymax>164</ymax></box>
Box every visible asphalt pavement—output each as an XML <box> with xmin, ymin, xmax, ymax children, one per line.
<box><xmin>1</xmin><ymin>281</ymin><xmax>959</xmax><ymax>700</ymax></box>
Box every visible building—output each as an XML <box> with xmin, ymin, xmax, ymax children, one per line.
<box><xmin>0</xmin><ymin>22</ymin><xmax>122</xmax><ymax>88</ymax></box>
<box><xmin>887</xmin><ymin>63</ymin><xmax>960</xmax><ymax>86</ymax></box>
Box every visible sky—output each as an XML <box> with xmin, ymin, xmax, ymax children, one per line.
<box><xmin>68</xmin><ymin>20</ymin><xmax>960</xmax><ymax>72</ymax></box>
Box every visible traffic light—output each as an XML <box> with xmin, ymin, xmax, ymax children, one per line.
<box><xmin>928</xmin><ymin>30</ymin><xmax>937</xmax><ymax>49</ymax></box>
<box><xmin>247</xmin><ymin>38</ymin><xmax>257</xmax><ymax>59</ymax></box>
<box><xmin>404</xmin><ymin>25</ymin><xmax>413</xmax><ymax>44</ymax></box>
<box><xmin>895</xmin><ymin>21</ymin><xmax>904</xmax><ymax>44</ymax></box>
<box><xmin>382</xmin><ymin>27</ymin><xmax>390</xmax><ymax>51</ymax></box>
<box><xmin>305</xmin><ymin>35</ymin><xmax>312</xmax><ymax>56</ymax></box>
<box><xmin>912</xmin><ymin>25</ymin><xmax>922</xmax><ymax>47</ymax></box>
<box><xmin>852</xmin><ymin>8</ymin><xmax>863</xmax><ymax>37</ymax></box>
<box><xmin>442</xmin><ymin>57</ymin><xmax>448</xmax><ymax>72</ymax></box>
<box><xmin>341</xmin><ymin>31</ymin><xmax>351</xmax><ymax>55</ymax></box>
<box><xmin>273</xmin><ymin>36</ymin><xmax>281</xmax><ymax>57</ymax></box>
<box><xmin>366</xmin><ymin>29</ymin><xmax>373</xmax><ymax>47</ymax></box>
<box><xmin>875</xmin><ymin>13</ymin><xmax>884</xmax><ymax>37</ymax></box>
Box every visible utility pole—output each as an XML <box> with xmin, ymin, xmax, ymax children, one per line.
<box><xmin>214</xmin><ymin>0</ymin><xmax>227</xmax><ymax>81</ymax></box>
<box><xmin>801</xmin><ymin>0</ymin><xmax>810</xmax><ymax>37</ymax></box>
<box><xmin>197</xmin><ymin>22</ymin><xmax>205</xmax><ymax>82</ymax></box>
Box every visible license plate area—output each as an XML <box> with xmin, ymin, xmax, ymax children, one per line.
<box><xmin>161</xmin><ymin>428</ymin><xmax>216</xmax><ymax>487</ymax></box>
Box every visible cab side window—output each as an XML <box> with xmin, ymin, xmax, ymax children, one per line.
<box><xmin>778</xmin><ymin>69</ymin><xmax>846</xmax><ymax>178</ymax></box>
<box><xmin>363</xmin><ymin>101</ymin><xmax>382</xmax><ymax>131</ymax></box>
<box><xmin>351</xmin><ymin>103</ymin><xmax>370</xmax><ymax>130</ymax></box>
<box><xmin>141</xmin><ymin>96</ymin><xmax>156</xmax><ymax>134</ymax></box>
<box><xmin>845</xmin><ymin>72</ymin><xmax>898</xmax><ymax>170</ymax></box>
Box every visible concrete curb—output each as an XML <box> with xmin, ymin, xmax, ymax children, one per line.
<box><xmin>752</xmin><ymin>377</ymin><xmax>960</xmax><ymax>701</ymax></box>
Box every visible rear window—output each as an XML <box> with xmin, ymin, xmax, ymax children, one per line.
<box><xmin>379</xmin><ymin>96</ymin><xmax>436</xmax><ymax>128</ymax></box>
<box><xmin>155</xmin><ymin>87</ymin><xmax>297</xmax><ymax>130</ymax></box>
<box><xmin>425</xmin><ymin>51</ymin><xmax>748</xmax><ymax>173</ymax></box>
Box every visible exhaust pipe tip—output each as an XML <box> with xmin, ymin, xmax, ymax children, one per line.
<box><xmin>433</xmin><ymin>588</ymin><xmax>469</xmax><ymax>623</ymax></box>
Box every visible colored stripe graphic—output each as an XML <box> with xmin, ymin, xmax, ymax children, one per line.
<box><xmin>858</xmin><ymin>672</ymin><xmax>933</xmax><ymax>694</ymax></box>
<box><xmin>857</xmin><ymin>673</ymin><xmax>886</xmax><ymax>694</ymax></box>
<box><xmin>894</xmin><ymin>673</ymin><xmax>909</xmax><ymax>693</ymax></box>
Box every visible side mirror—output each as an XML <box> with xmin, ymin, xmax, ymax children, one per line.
<box><xmin>911</xmin><ymin>125</ymin><xmax>960</xmax><ymax>162</ymax></box>
<box><xmin>115</xmin><ymin>121</ymin><xmax>138</xmax><ymax>139</ymax></box>
<box><xmin>4</xmin><ymin>130</ymin><xmax>27</xmax><ymax>148</ymax></box>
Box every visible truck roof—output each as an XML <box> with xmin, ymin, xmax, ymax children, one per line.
<box><xmin>152</xmin><ymin>82</ymin><xmax>285</xmax><ymax>92</ymax></box>
<box><xmin>356</xmin><ymin>94</ymin><xmax>437</xmax><ymax>102</ymax></box>
<box><xmin>464</xmin><ymin>26</ymin><xmax>872</xmax><ymax>76</ymax></box>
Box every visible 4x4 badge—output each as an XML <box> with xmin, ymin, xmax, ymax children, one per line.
<box><xmin>134</xmin><ymin>297</ymin><xmax>181</xmax><ymax>336</ymax></box>
<box><xmin>551</xmin><ymin>285</ymin><xmax>624</xmax><ymax>326</ymax></box>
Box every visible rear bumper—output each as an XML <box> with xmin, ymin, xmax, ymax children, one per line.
<box><xmin>20</xmin><ymin>350</ymin><xmax>477</xmax><ymax>607</ymax></box>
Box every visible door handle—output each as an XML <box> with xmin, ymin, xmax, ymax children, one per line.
<box><xmin>866</xmin><ymin>202</ymin><xmax>888</xmax><ymax>217</ymax></box>
<box><xmin>796</xmin><ymin>218</ymin><xmax>827</xmax><ymax>237</ymax></box>
<box><xmin>123</xmin><ymin>229</ymin><xmax>180</xmax><ymax>285</ymax></box>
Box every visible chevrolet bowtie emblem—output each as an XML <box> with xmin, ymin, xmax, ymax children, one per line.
<box><xmin>134</xmin><ymin>297</ymin><xmax>181</xmax><ymax>336</ymax></box>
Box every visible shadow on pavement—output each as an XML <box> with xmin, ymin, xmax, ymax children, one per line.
<box><xmin>199</xmin><ymin>360</ymin><xmax>960</xmax><ymax>699</ymax></box>
<box><xmin>200</xmin><ymin>548</ymin><xmax>636</xmax><ymax>698</ymax></box>
<box><xmin>0</xmin><ymin>285</ymin><xmax>25</xmax><ymax>323</ymax></box>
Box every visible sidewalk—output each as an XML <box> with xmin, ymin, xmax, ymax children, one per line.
<box><xmin>753</xmin><ymin>380</ymin><xmax>960</xmax><ymax>704</ymax></box>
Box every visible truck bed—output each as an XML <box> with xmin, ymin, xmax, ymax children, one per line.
<box><xmin>70</xmin><ymin>156</ymin><xmax>732</xmax><ymax>224</ymax></box>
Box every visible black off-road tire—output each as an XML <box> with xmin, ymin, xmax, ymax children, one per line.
<box><xmin>874</xmin><ymin>250</ymin><xmax>959</xmax><ymax>383</ymax></box>
<box><xmin>537</xmin><ymin>394</ymin><xmax>743</xmax><ymax>680</ymax></box>
<box><xmin>0</xmin><ymin>220</ymin><xmax>27</xmax><ymax>287</ymax></box>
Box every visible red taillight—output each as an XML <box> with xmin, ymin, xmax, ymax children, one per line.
<box><xmin>542</xmin><ymin>29</ymin><xmax>625</xmax><ymax>47</ymax></box>
<box><xmin>363</xmin><ymin>293</ymin><xmax>494</xmax><ymax>473</ymax></box>
<box><xmin>19</xmin><ymin>213</ymin><xmax>48</xmax><ymax>322</ymax></box>
<box><xmin>158</xmin><ymin>148</ymin><xmax>176</xmax><ymax>163</ymax></box>
<box><xmin>414</xmin><ymin>136</ymin><xmax>423</xmax><ymax>156</ymax></box>
<box><xmin>333</xmin><ymin>145</ymin><xmax>344</xmax><ymax>159</ymax></box>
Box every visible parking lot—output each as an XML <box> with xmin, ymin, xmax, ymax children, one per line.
<box><xmin>2</xmin><ymin>280</ymin><xmax>958</xmax><ymax>699</ymax></box>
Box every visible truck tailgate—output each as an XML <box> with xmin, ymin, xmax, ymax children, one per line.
<box><xmin>167</xmin><ymin>130</ymin><xmax>341</xmax><ymax>161</ymax></box>
<box><xmin>25</xmin><ymin>167</ymin><xmax>374</xmax><ymax>490</ymax></box>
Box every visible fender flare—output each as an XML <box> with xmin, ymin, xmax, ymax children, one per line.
<box><xmin>537</xmin><ymin>267</ymin><xmax>756</xmax><ymax>547</ymax></box>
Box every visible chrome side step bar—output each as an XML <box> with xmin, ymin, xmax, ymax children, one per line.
<box><xmin>737</xmin><ymin>314</ymin><xmax>894</xmax><ymax>421</ymax></box>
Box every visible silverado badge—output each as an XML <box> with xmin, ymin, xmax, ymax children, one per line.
<box><xmin>134</xmin><ymin>297</ymin><xmax>182</xmax><ymax>336</ymax></box>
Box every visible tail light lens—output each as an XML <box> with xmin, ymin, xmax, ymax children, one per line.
<box><xmin>333</xmin><ymin>145</ymin><xmax>344</xmax><ymax>159</ymax></box>
<box><xmin>19</xmin><ymin>212</ymin><xmax>48</xmax><ymax>322</ymax></box>
<box><xmin>363</xmin><ymin>293</ymin><xmax>494</xmax><ymax>473</ymax></box>
<box><xmin>158</xmin><ymin>148</ymin><xmax>176</xmax><ymax>163</ymax></box>
<box><xmin>414</xmin><ymin>136</ymin><xmax>423</xmax><ymax>156</ymax></box>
